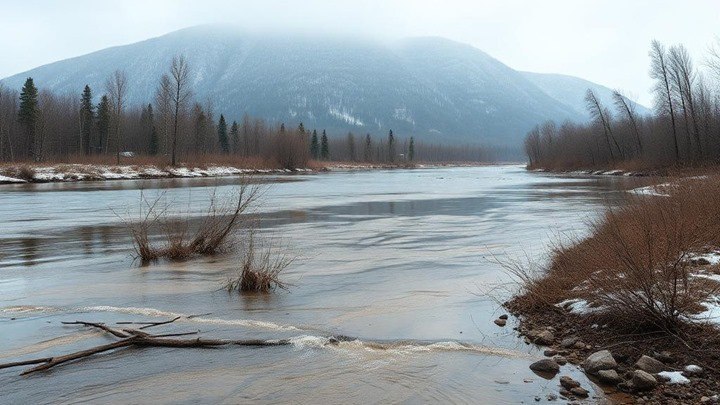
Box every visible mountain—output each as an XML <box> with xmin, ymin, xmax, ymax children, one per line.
<box><xmin>521</xmin><ymin>71</ymin><xmax>651</xmax><ymax>119</ymax></box>
<box><xmin>0</xmin><ymin>25</ymin><xmax>644</xmax><ymax>145</ymax></box>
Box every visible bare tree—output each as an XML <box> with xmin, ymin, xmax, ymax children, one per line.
<box><xmin>154</xmin><ymin>74</ymin><xmax>173</xmax><ymax>155</ymax></box>
<box><xmin>169</xmin><ymin>55</ymin><xmax>192</xmax><ymax>166</ymax></box>
<box><xmin>669</xmin><ymin>44</ymin><xmax>701</xmax><ymax>160</ymax></box>
<box><xmin>105</xmin><ymin>70</ymin><xmax>128</xmax><ymax>164</ymax></box>
<box><xmin>585</xmin><ymin>89</ymin><xmax>620</xmax><ymax>162</ymax></box>
<box><xmin>612</xmin><ymin>90</ymin><xmax>642</xmax><ymax>155</ymax></box>
<box><xmin>650</xmin><ymin>40</ymin><xmax>680</xmax><ymax>163</ymax></box>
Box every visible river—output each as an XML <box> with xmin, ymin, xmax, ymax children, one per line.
<box><xmin>0</xmin><ymin>165</ymin><xmax>642</xmax><ymax>404</ymax></box>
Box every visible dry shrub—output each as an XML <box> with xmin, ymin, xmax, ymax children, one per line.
<box><xmin>124</xmin><ymin>181</ymin><xmax>261</xmax><ymax>262</ymax></box>
<box><xmin>514</xmin><ymin>175</ymin><xmax>720</xmax><ymax>332</ymax></box>
<box><xmin>2</xmin><ymin>165</ymin><xmax>36</xmax><ymax>181</ymax></box>
<box><xmin>226</xmin><ymin>233</ymin><xmax>292</xmax><ymax>293</ymax></box>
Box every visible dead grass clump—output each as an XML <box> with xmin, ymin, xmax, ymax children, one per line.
<box><xmin>3</xmin><ymin>165</ymin><xmax>37</xmax><ymax>181</ymax></box>
<box><xmin>124</xmin><ymin>181</ymin><xmax>261</xmax><ymax>263</ymax></box>
<box><xmin>511</xmin><ymin>175</ymin><xmax>720</xmax><ymax>332</ymax></box>
<box><xmin>226</xmin><ymin>233</ymin><xmax>292</xmax><ymax>293</ymax></box>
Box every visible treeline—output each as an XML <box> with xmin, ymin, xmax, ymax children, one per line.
<box><xmin>0</xmin><ymin>56</ymin><xmax>495</xmax><ymax>168</ymax></box>
<box><xmin>525</xmin><ymin>40</ymin><xmax>720</xmax><ymax>170</ymax></box>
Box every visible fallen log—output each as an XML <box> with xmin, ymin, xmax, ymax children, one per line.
<box><xmin>0</xmin><ymin>320</ymin><xmax>292</xmax><ymax>376</ymax></box>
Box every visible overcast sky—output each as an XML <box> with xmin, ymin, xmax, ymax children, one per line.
<box><xmin>1</xmin><ymin>0</ymin><xmax>718</xmax><ymax>105</ymax></box>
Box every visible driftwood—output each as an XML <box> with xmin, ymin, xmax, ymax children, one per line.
<box><xmin>0</xmin><ymin>318</ymin><xmax>291</xmax><ymax>376</ymax></box>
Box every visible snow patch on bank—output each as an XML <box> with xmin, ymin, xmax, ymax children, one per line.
<box><xmin>658</xmin><ymin>371</ymin><xmax>690</xmax><ymax>384</ymax></box>
<box><xmin>555</xmin><ymin>298</ymin><xmax>603</xmax><ymax>315</ymax></box>
<box><xmin>0</xmin><ymin>174</ymin><xmax>26</xmax><ymax>184</ymax></box>
<box><xmin>0</xmin><ymin>164</ymin><xmax>313</xmax><ymax>184</ymax></box>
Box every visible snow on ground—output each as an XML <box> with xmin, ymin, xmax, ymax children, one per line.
<box><xmin>658</xmin><ymin>371</ymin><xmax>690</xmax><ymax>384</ymax></box>
<box><xmin>0</xmin><ymin>164</ymin><xmax>314</xmax><ymax>184</ymax></box>
<box><xmin>0</xmin><ymin>174</ymin><xmax>26</xmax><ymax>184</ymax></box>
<box><xmin>630</xmin><ymin>183</ymin><xmax>672</xmax><ymax>197</ymax></box>
<box><xmin>689</xmin><ymin>250</ymin><xmax>720</xmax><ymax>266</ymax></box>
<box><xmin>555</xmin><ymin>298</ymin><xmax>604</xmax><ymax>315</ymax></box>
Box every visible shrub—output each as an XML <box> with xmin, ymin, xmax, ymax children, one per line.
<box><xmin>124</xmin><ymin>181</ymin><xmax>261</xmax><ymax>263</ymax></box>
<box><xmin>226</xmin><ymin>233</ymin><xmax>292</xmax><ymax>293</ymax></box>
<box><xmin>510</xmin><ymin>175</ymin><xmax>720</xmax><ymax>332</ymax></box>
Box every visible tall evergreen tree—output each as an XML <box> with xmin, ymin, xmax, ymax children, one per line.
<box><xmin>387</xmin><ymin>129</ymin><xmax>396</xmax><ymax>163</ymax></box>
<box><xmin>230</xmin><ymin>121</ymin><xmax>239</xmax><ymax>154</ymax></box>
<box><xmin>408</xmin><ymin>137</ymin><xmax>415</xmax><ymax>162</ymax></box>
<box><xmin>364</xmin><ymin>134</ymin><xmax>373</xmax><ymax>162</ymax></box>
<box><xmin>96</xmin><ymin>95</ymin><xmax>111</xmax><ymax>153</ymax></box>
<box><xmin>18</xmin><ymin>77</ymin><xmax>39</xmax><ymax>160</ymax></box>
<box><xmin>297</xmin><ymin>122</ymin><xmax>305</xmax><ymax>135</ymax></box>
<box><xmin>143</xmin><ymin>104</ymin><xmax>159</xmax><ymax>156</ymax></box>
<box><xmin>79</xmin><ymin>85</ymin><xmax>94</xmax><ymax>156</ymax></box>
<box><xmin>310</xmin><ymin>129</ymin><xmax>319</xmax><ymax>159</ymax></box>
<box><xmin>218</xmin><ymin>114</ymin><xmax>229</xmax><ymax>153</ymax></box>
<box><xmin>347</xmin><ymin>132</ymin><xmax>356</xmax><ymax>161</ymax></box>
<box><xmin>320</xmin><ymin>130</ymin><xmax>329</xmax><ymax>160</ymax></box>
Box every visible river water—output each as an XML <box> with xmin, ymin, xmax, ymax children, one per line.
<box><xmin>0</xmin><ymin>165</ymin><xmax>642</xmax><ymax>404</ymax></box>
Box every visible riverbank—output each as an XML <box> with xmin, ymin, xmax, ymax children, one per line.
<box><xmin>505</xmin><ymin>170</ymin><xmax>720</xmax><ymax>403</ymax></box>
<box><xmin>0</xmin><ymin>161</ymin><xmax>501</xmax><ymax>184</ymax></box>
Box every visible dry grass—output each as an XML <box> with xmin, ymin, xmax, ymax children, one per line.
<box><xmin>225</xmin><ymin>232</ymin><xmax>293</xmax><ymax>293</ymax></box>
<box><xmin>509</xmin><ymin>174</ymin><xmax>720</xmax><ymax>332</ymax></box>
<box><xmin>123</xmin><ymin>181</ymin><xmax>261</xmax><ymax>263</ymax></box>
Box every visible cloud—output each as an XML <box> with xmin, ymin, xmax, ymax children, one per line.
<box><xmin>1</xmin><ymin>0</ymin><xmax>718</xmax><ymax>105</ymax></box>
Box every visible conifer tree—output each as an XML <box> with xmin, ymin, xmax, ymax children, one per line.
<box><xmin>297</xmin><ymin>122</ymin><xmax>305</xmax><ymax>135</ymax></box>
<box><xmin>320</xmin><ymin>130</ymin><xmax>329</xmax><ymax>160</ymax></box>
<box><xmin>347</xmin><ymin>132</ymin><xmax>356</xmax><ymax>161</ymax></box>
<box><xmin>96</xmin><ymin>95</ymin><xmax>111</xmax><ymax>153</ymax></box>
<box><xmin>144</xmin><ymin>104</ymin><xmax>159</xmax><ymax>156</ymax></box>
<box><xmin>364</xmin><ymin>134</ymin><xmax>372</xmax><ymax>162</ymax></box>
<box><xmin>80</xmin><ymin>85</ymin><xmax>94</xmax><ymax>156</ymax></box>
<box><xmin>230</xmin><ymin>121</ymin><xmax>239</xmax><ymax>154</ymax></box>
<box><xmin>387</xmin><ymin>129</ymin><xmax>396</xmax><ymax>163</ymax></box>
<box><xmin>310</xmin><ymin>129</ymin><xmax>319</xmax><ymax>159</ymax></box>
<box><xmin>218</xmin><ymin>114</ymin><xmax>229</xmax><ymax>153</ymax></box>
<box><xmin>18</xmin><ymin>77</ymin><xmax>39</xmax><ymax>160</ymax></box>
<box><xmin>408</xmin><ymin>136</ymin><xmax>415</xmax><ymax>162</ymax></box>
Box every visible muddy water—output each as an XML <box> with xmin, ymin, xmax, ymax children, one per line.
<box><xmin>0</xmin><ymin>166</ymin><xmax>642</xmax><ymax>404</ymax></box>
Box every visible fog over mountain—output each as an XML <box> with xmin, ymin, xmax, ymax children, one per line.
<box><xmin>0</xmin><ymin>25</ymin><xmax>646</xmax><ymax>145</ymax></box>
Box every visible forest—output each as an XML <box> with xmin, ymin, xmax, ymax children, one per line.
<box><xmin>525</xmin><ymin>40</ymin><xmax>720</xmax><ymax>171</ymax></box>
<box><xmin>0</xmin><ymin>56</ymin><xmax>496</xmax><ymax>169</ymax></box>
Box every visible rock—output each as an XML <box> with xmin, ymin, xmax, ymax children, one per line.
<box><xmin>583</xmin><ymin>350</ymin><xmax>617</xmax><ymax>375</ymax></box>
<box><xmin>499</xmin><ymin>314</ymin><xmax>508</xmax><ymax>320</ymax></box>
<box><xmin>652</xmin><ymin>351</ymin><xmax>674</xmax><ymax>364</ymax></box>
<box><xmin>553</xmin><ymin>355</ymin><xmax>567</xmax><ymax>365</ymax></box>
<box><xmin>559</xmin><ymin>388</ymin><xmax>571</xmax><ymax>398</ymax></box>
<box><xmin>546</xmin><ymin>393</ymin><xmax>558</xmax><ymax>401</ymax></box>
<box><xmin>701</xmin><ymin>395</ymin><xmax>719</xmax><ymax>403</ymax></box>
<box><xmin>494</xmin><ymin>318</ymin><xmax>507</xmax><ymax>327</ymax></box>
<box><xmin>560</xmin><ymin>337</ymin><xmax>577</xmax><ymax>348</ymax></box>
<box><xmin>633</xmin><ymin>370</ymin><xmax>658</xmax><ymax>391</ymax></box>
<box><xmin>697</xmin><ymin>257</ymin><xmax>712</xmax><ymax>265</ymax></box>
<box><xmin>559</xmin><ymin>376</ymin><xmax>581</xmax><ymax>389</ymax></box>
<box><xmin>534</xmin><ymin>396</ymin><xmax>541</xmax><ymax>402</ymax></box>
<box><xmin>529</xmin><ymin>359</ymin><xmax>560</xmax><ymax>373</ymax></box>
<box><xmin>544</xmin><ymin>349</ymin><xmax>558</xmax><ymax>357</ymax></box>
<box><xmin>684</xmin><ymin>364</ymin><xmax>704</xmax><ymax>376</ymax></box>
<box><xmin>574</xmin><ymin>341</ymin><xmax>586</xmax><ymax>349</ymax></box>
<box><xmin>570</xmin><ymin>387</ymin><xmax>589</xmax><ymax>398</ymax></box>
<box><xmin>635</xmin><ymin>355</ymin><xmax>665</xmax><ymax>374</ymax></box>
<box><xmin>598</xmin><ymin>369</ymin><xmax>622</xmax><ymax>385</ymax></box>
<box><xmin>528</xmin><ymin>329</ymin><xmax>555</xmax><ymax>345</ymax></box>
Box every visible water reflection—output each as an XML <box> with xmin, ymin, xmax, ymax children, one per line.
<box><xmin>0</xmin><ymin>166</ymin><xmax>636</xmax><ymax>404</ymax></box>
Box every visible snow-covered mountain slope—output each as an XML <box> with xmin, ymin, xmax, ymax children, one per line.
<box><xmin>520</xmin><ymin>71</ymin><xmax>650</xmax><ymax>120</ymax></box>
<box><xmin>0</xmin><ymin>25</ymin><xmax>644</xmax><ymax>145</ymax></box>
